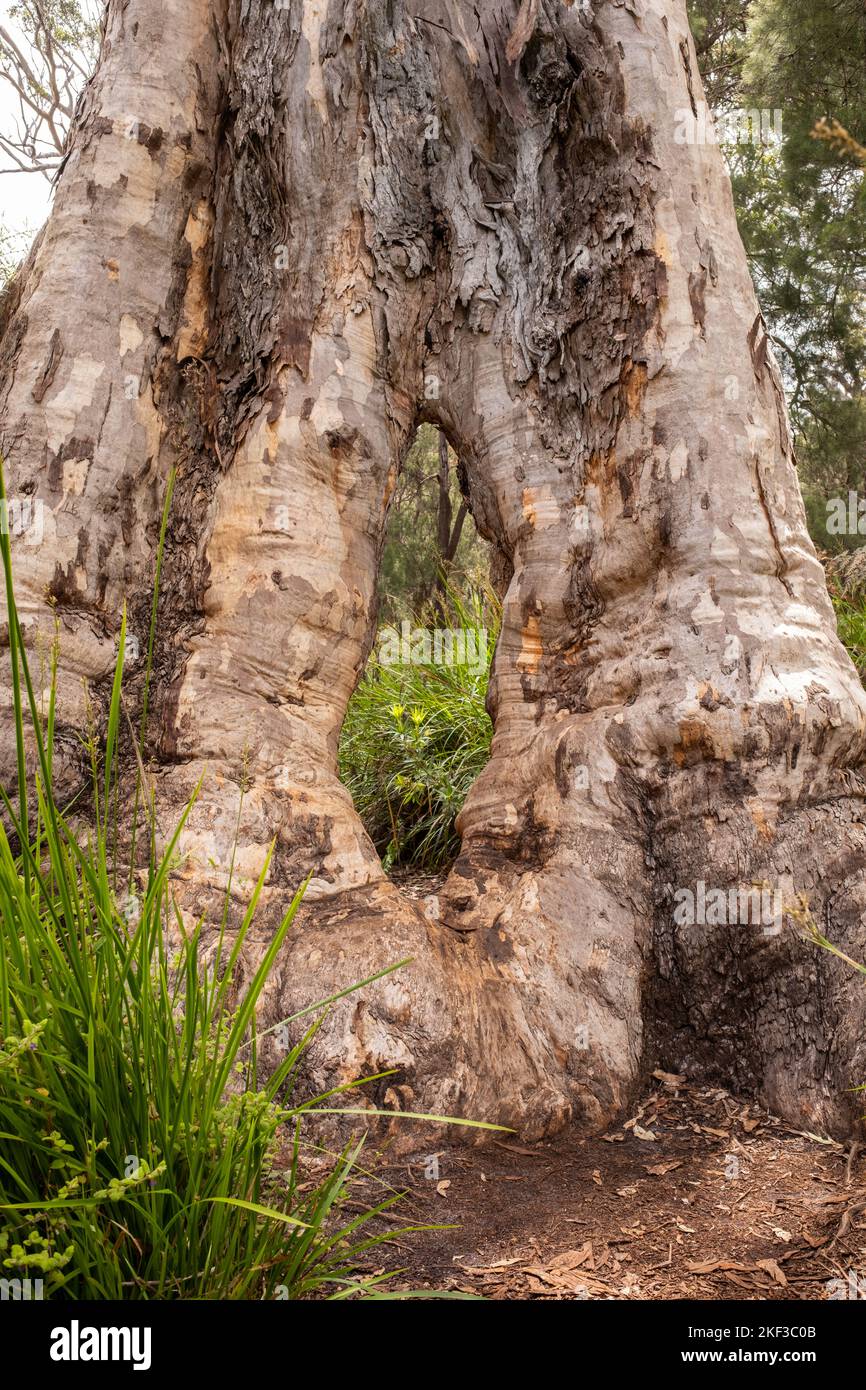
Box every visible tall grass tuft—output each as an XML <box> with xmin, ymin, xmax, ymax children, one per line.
<box><xmin>339</xmin><ymin>583</ymin><xmax>498</xmax><ymax>870</ymax></box>
<box><xmin>834</xmin><ymin>595</ymin><xmax>866</xmax><ymax>683</ymax></box>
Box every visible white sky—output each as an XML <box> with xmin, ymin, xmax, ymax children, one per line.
<box><xmin>1</xmin><ymin>152</ymin><xmax>54</xmax><ymax>240</ymax></box>
<box><xmin>0</xmin><ymin>0</ymin><xmax>86</xmax><ymax>241</ymax></box>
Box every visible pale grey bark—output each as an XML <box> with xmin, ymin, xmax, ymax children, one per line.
<box><xmin>2</xmin><ymin>0</ymin><xmax>865</xmax><ymax>1141</ymax></box>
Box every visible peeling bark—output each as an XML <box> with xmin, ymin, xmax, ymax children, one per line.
<box><xmin>2</xmin><ymin>0</ymin><xmax>865</xmax><ymax>1142</ymax></box>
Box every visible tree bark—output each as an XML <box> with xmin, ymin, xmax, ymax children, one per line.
<box><xmin>2</xmin><ymin>0</ymin><xmax>865</xmax><ymax>1141</ymax></box>
<box><xmin>433</xmin><ymin>429</ymin><xmax>468</xmax><ymax>605</ymax></box>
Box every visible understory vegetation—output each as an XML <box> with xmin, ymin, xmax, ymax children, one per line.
<box><xmin>833</xmin><ymin>596</ymin><xmax>866</xmax><ymax>684</ymax></box>
<box><xmin>340</xmin><ymin>583</ymin><xmax>498</xmax><ymax>870</ymax></box>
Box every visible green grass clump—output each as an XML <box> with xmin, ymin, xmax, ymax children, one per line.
<box><xmin>0</xmin><ymin>802</ymin><xmax>409</xmax><ymax>1299</ymax></box>
<box><xmin>834</xmin><ymin>595</ymin><xmax>866</xmax><ymax>682</ymax></box>
<box><xmin>339</xmin><ymin>585</ymin><xmax>498</xmax><ymax>871</ymax></box>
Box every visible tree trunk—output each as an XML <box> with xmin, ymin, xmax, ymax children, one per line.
<box><xmin>2</xmin><ymin>0</ymin><xmax>865</xmax><ymax>1142</ymax></box>
<box><xmin>433</xmin><ymin>429</ymin><xmax>468</xmax><ymax>604</ymax></box>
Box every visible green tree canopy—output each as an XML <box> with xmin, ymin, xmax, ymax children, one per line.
<box><xmin>689</xmin><ymin>0</ymin><xmax>866</xmax><ymax>551</ymax></box>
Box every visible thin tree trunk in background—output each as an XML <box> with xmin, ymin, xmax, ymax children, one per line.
<box><xmin>1</xmin><ymin>0</ymin><xmax>865</xmax><ymax>1141</ymax></box>
<box><xmin>433</xmin><ymin>428</ymin><xmax>468</xmax><ymax>604</ymax></box>
<box><xmin>436</xmin><ymin>430</ymin><xmax>453</xmax><ymax>582</ymax></box>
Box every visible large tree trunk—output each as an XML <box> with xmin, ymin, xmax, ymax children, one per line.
<box><xmin>2</xmin><ymin>0</ymin><xmax>865</xmax><ymax>1141</ymax></box>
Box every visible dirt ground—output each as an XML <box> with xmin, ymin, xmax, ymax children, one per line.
<box><xmin>349</xmin><ymin>1075</ymin><xmax>866</xmax><ymax>1300</ymax></box>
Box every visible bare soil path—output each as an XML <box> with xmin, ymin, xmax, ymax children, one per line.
<box><xmin>352</xmin><ymin>1076</ymin><xmax>866</xmax><ymax>1300</ymax></box>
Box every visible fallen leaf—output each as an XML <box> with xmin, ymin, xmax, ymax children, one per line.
<box><xmin>645</xmin><ymin>1160</ymin><xmax>683</xmax><ymax>1176</ymax></box>
<box><xmin>592</xmin><ymin>1168</ymin><xmax>603</xmax><ymax>1186</ymax></box>
<box><xmin>616</xmin><ymin>1185</ymin><xmax>638</xmax><ymax>1197</ymax></box>
<box><xmin>550</xmin><ymin>1243</ymin><xmax>594</xmax><ymax>1273</ymax></box>
<box><xmin>633</xmin><ymin>1124</ymin><xmax>657</xmax><ymax>1142</ymax></box>
<box><xmin>436</xmin><ymin>1180</ymin><xmax>450</xmax><ymax>1196</ymax></box>
<box><xmin>687</xmin><ymin>1259</ymin><xmax>752</xmax><ymax>1275</ymax></box>
<box><xmin>801</xmin><ymin>1231</ymin><xmax>826</xmax><ymax>1248</ymax></box>
<box><xmin>653</xmin><ymin>1069</ymin><xmax>687</xmax><ymax>1088</ymax></box>
<box><xmin>756</xmin><ymin>1258</ymin><xmax>787</xmax><ymax>1288</ymax></box>
<box><xmin>456</xmin><ymin>1257</ymin><xmax>524</xmax><ymax>1274</ymax></box>
<box><xmin>492</xmin><ymin>1141</ymin><xmax>546</xmax><ymax>1158</ymax></box>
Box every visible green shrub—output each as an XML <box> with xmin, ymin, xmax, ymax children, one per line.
<box><xmin>0</xmin><ymin>814</ymin><xmax>412</xmax><ymax>1298</ymax></box>
<box><xmin>340</xmin><ymin>584</ymin><xmax>498</xmax><ymax>870</ymax></box>
<box><xmin>835</xmin><ymin>596</ymin><xmax>866</xmax><ymax>682</ymax></box>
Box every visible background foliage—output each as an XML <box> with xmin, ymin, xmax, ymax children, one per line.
<box><xmin>689</xmin><ymin>0</ymin><xmax>866</xmax><ymax>552</ymax></box>
<box><xmin>378</xmin><ymin>424</ymin><xmax>490</xmax><ymax>625</ymax></box>
<box><xmin>340</xmin><ymin>584</ymin><xmax>497</xmax><ymax>870</ymax></box>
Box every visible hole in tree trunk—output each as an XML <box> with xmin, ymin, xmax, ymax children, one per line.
<box><xmin>338</xmin><ymin>423</ymin><xmax>495</xmax><ymax>890</ymax></box>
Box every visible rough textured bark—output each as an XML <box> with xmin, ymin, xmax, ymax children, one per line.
<box><xmin>2</xmin><ymin>0</ymin><xmax>865</xmax><ymax>1141</ymax></box>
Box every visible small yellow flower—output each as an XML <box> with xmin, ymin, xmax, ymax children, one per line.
<box><xmin>390</xmin><ymin>703</ymin><xmax>405</xmax><ymax>720</ymax></box>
